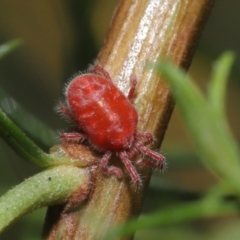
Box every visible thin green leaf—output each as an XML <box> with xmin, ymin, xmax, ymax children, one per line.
<box><xmin>152</xmin><ymin>58</ymin><xmax>240</xmax><ymax>191</ymax></box>
<box><xmin>0</xmin><ymin>107</ymin><xmax>90</xmax><ymax>167</ymax></box>
<box><xmin>0</xmin><ymin>107</ymin><xmax>53</xmax><ymax>167</ymax></box>
<box><xmin>0</xmin><ymin>88</ymin><xmax>57</xmax><ymax>149</ymax></box>
<box><xmin>0</xmin><ymin>39</ymin><xmax>23</xmax><ymax>60</ymax></box>
<box><xmin>208</xmin><ymin>51</ymin><xmax>235</xmax><ymax>114</ymax></box>
<box><xmin>105</xmin><ymin>197</ymin><xmax>237</xmax><ymax>239</ymax></box>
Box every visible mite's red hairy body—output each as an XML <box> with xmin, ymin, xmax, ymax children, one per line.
<box><xmin>66</xmin><ymin>74</ymin><xmax>138</xmax><ymax>151</ymax></box>
<box><xmin>58</xmin><ymin>65</ymin><xmax>165</xmax><ymax>186</ymax></box>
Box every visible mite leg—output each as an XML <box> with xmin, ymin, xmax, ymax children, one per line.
<box><xmin>136</xmin><ymin>132</ymin><xmax>154</xmax><ymax>145</ymax></box>
<box><xmin>60</xmin><ymin>132</ymin><xmax>86</xmax><ymax>143</ymax></box>
<box><xmin>119</xmin><ymin>151</ymin><xmax>141</xmax><ymax>187</ymax></box>
<box><xmin>126</xmin><ymin>147</ymin><xmax>138</xmax><ymax>159</ymax></box>
<box><xmin>89</xmin><ymin>64</ymin><xmax>112</xmax><ymax>82</ymax></box>
<box><xmin>100</xmin><ymin>151</ymin><xmax>123</xmax><ymax>179</ymax></box>
<box><xmin>135</xmin><ymin>141</ymin><xmax>165</xmax><ymax>170</ymax></box>
<box><xmin>135</xmin><ymin>158</ymin><xmax>166</xmax><ymax>170</ymax></box>
<box><xmin>128</xmin><ymin>74</ymin><xmax>137</xmax><ymax>100</ymax></box>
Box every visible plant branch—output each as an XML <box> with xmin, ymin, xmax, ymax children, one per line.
<box><xmin>0</xmin><ymin>165</ymin><xmax>91</xmax><ymax>233</ymax></box>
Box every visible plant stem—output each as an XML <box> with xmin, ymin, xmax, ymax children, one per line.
<box><xmin>0</xmin><ymin>165</ymin><xmax>91</xmax><ymax>233</ymax></box>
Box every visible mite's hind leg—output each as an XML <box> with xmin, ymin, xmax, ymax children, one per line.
<box><xmin>128</xmin><ymin>75</ymin><xmax>137</xmax><ymax>100</ymax></box>
<box><xmin>100</xmin><ymin>151</ymin><xmax>123</xmax><ymax>179</ymax></box>
<box><xmin>89</xmin><ymin>64</ymin><xmax>112</xmax><ymax>82</ymax></box>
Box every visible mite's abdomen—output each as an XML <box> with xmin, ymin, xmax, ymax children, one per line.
<box><xmin>66</xmin><ymin>74</ymin><xmax>138</xmax><ymax>151</ymax></box>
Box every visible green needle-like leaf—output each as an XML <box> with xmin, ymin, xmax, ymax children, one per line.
<box><xmin>208</xmin><ymin>52</ymin><xmax>235</xmax><ymax>115</ymax></box>
<box><xmin>0</xmin><ymin>88</ymin><xmax>57</xmax><ymax>149</ymax></box>
<box><xmin>152</xmin><ymin>56</ymin><xmax>240</xmax><ymax>191</ymax></box>
<box><xmin>0</xmin><ymin>39</ymin><xmax>23</xmax><ymax>60</ymax></box>
<box><xmin>106</xmin><ymin>197</ymin><xmax>237</xmax><ymax>239</ymax></box>
<box><xmin>0</xmin><ymin>108</ymin><xmax>53</xmax><ymax>167</ymax></box>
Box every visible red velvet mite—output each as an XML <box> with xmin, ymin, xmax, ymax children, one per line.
<box><xmin>58</xmin><ymin>64</ymin><xmax>165</xmax><ymax>186</ymax></box>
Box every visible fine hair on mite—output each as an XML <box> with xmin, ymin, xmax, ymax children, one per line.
<box><xmin>57</xmin><ymin>63</ymin><xmax>166</xmax><ymax>187</ymax></box>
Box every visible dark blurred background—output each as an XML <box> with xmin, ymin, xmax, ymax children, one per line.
<box><xmin>0</xmin><ymin>0</ymin><xmax>239</xmax><ymax>239</ymax></box>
